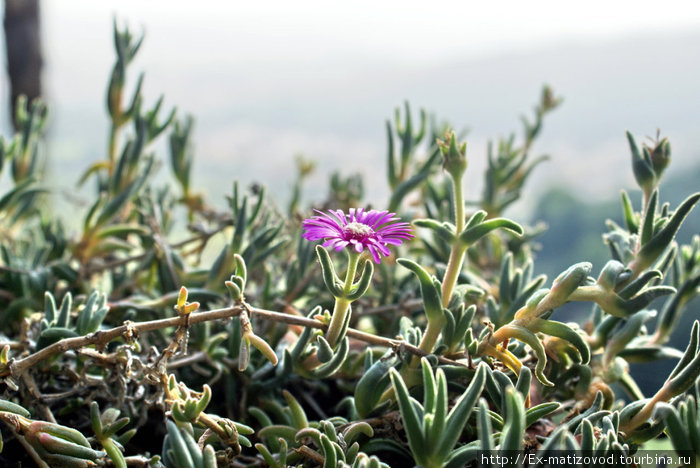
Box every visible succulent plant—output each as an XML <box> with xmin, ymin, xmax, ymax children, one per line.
<box><xmin>0</xmin><ymin>19</ymin><xmax>697</xmax><ymax>468</ymax></box>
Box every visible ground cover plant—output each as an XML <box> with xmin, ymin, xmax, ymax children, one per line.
<box><xmin>0</xmin><ymin>21</ymin><xmax>699</xmax><ymax>468</ymax></box>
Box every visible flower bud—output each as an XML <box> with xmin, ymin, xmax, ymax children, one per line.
<box><xmin>626</xmin><ymin>131</ymin><xmax>656</xmax><ymax>193</ymax></box>
<box><xmin>644</xmin><ymin>137</ymin><xmax>671</xmax><ymax>178</ymax></box>
<box><xmin>438</xmin><ymin>131</ymin><xmax>467</xmax><ymax>180</ymax></box>
<box><xmin>538</xmin><ymin>262</ymin><xmax>591</xmax><ymax>311</ymax></box>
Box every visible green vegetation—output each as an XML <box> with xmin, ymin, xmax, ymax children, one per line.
<box><xmin>0</xmin><ymin>21</ymin><xmax>698</xmax><ymax>467</ymax></box>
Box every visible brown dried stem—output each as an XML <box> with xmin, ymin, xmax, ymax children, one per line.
<box><xmin>1</xmin><ymin>302</ymin><xmax>470</xmax><ymax>380</ymax></box>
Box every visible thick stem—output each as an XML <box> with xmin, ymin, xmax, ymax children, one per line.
<box><xmin>453</xmin><ymin>180</ymin><xmax>465</xmax><ymax>233</ymax></box>
<box><xmin>342</xmin><ymin>252</ymin><xmax>360</xmax><ymax>295</ymax></box>
<box><xmin>419</xmin><ymin>320</ymin><xmax>444</xmax><ymax>355</ymax></box>
<box><xmin>440</xmin><ymin>246</ymin><xmax>466</xmax><ymax>308</ymax></box>
<box><xmin>424</xmin><ymin>458</ymin><xmax>444</xmax><ymax>468</ymax></box>
<box><xmin>408</xmin><ymin>317</ymin><xmax>447</xmax><ymax>368</ymax></box>
<box><xmin>567</xmin><ymin>285</ymin><xmax>603</xmax><ymax>302</ymax></box>
<box><xmin>325</xmin><ymin>298</ymin><xmax>350</xmax><ymax>348</ymax></box>
<box><xmin>621</xmin><ymin>385</ymin><xmax>668</xmax><ymax>434</ymax></box>
<box><xmin>325</xmin><ymin>251</ymin><xmax>360</xmax><ymax>347</ymax></box>
<box><xmin>440</xmin><ymin>175</ymin><xmax>466</xmax><ymax>307</ymax></box>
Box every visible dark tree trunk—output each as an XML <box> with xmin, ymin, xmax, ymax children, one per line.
<box><xmin>4</xmin><ymin>0</ymin><xmax>42</xmax><ymax>130</ymax></box>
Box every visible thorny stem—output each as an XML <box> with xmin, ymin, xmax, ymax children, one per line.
<box><xmin>0</xmin><ymin>301</ymin><xmax>470</xmax><ymax>380</ymax></box>
<box><xmin>325</xmin><ymin>251</ymin><xmax>360</xmax><ymax>347</ymax></box>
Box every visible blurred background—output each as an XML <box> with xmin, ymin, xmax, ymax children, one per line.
<box><xmin>1</xmin><ymin>0</ymin><xmax>699</xmax><ymax>391</ymax></box>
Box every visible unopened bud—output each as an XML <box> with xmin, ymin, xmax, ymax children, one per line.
<box><xmin>627</xmin><ymin>131</ymin><xmax>656</xmax><ymax>193</ymax></box>
<box><xmin>644</xmin><ymin>137</ymin><xmax>671</xmax><ymax>178</ymax></box>
<box><xmin>438</xmin><ymin>131</ymin><xmax>467</xmax><ymax>180</ymax></box>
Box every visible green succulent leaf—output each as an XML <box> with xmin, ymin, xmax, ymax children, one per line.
<box><xmin>459</xmin><ymin>218</ymin><xmax>523</xmax><ymax>246</ymax></box>
<box><xmin>636</xmin><ymin>193</ymin><xmax>700</xmax><ymax>270</ymax></box>
<box><xmin>397</xmin><ymin>258</ymin><xmax>444</xmax><ymax>326</ymax></box>
<box><xmin>499</xmin><ymin>388</ymin><xmax>525</xmax><ymax>453</ymax></box>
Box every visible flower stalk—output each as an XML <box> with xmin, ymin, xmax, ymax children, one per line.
<box><xmin>304</xmin><ymin>209</ymin><xmax>412</xmax><ymax>347</ymax></box>
<box><xmin>438</xmin><ymin>131</ymin><xmax>468</xmax><ymax>307</ymax></box>
<box><xmin>325</xmin><ymin>250</ymin><xmax>361</xmax><ymax>347</ymax></box>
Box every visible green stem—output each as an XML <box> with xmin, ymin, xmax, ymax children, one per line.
<box><xmin>418</xmin><ymin>320</ymin><xmax>444</xmax><ymax>356</ymax></box>
<box><xmin>440</xmin><ymin>246</ymin><xmax>466</xmax><ymax>308</ymax></box>
<box><xmin>567</xmin><ymin>285</ymin><xmax>603</xmax><ymax>302</ymax></box>
<box><xmin>407</xmin><ymin>312</ymin><xmax>445</xmax><ymax>369</ymax></box>
<box><xmin>413</xmin><ymin>171</ymin><xmax>465</xmax><ymax>363</ymax></box>
<box><xmin>325</xmin><ymin>251</ymin><xmax>360</xmax><ymax>347</ymax></box>
<box><xmin>625</xmin><ymin>187</ymin><xmax>653</xmax><ymax>287</ymax></box>
<box><xmin>424</xmin><ymin>458</ymin><xmax>444</xmax><ymax>468</ymax></box>
<box><xmin>453</xmin><ymin>180</ymin><xmax>465</xmax><ymax>233</ymax></box>
<box><xmin>108</xmin><ymin>123</ymin><xmax>119</xmax><ymax>178</ymax></box>
<box><xmin>440</xmin><ymin>175</ymin><xmax>466</xmax><ymax>307</ymax></box>
<box><xmin>621</xmin><ymin>385</ymin><xmax>669</xmax><ymax>434</ymax></box>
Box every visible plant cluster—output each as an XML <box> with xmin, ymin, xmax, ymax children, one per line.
<box><xmin>0</xmin><ymin>21</ymin><xmax>699</xmax><ymax>468</ymax></box>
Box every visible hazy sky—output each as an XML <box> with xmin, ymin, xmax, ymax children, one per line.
<box><xmin>14</xmin><ymin>1</ymin><xmax>700</xmax><ymax>211</ymax></box>
<box><xmin>44</xmin><ymin>1</ymin><xmax>700</xmax><ymax>63</ymax></box>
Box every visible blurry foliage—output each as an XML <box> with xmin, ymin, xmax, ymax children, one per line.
<box><xmin>0</xmin><ymin>19</ymin><xmax>698</xmax><ymax>468</ymax></box>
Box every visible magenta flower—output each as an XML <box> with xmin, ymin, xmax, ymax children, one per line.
<box><xmin>302</xmin><ymin>208</ymin><xmax>414</xmax><ymax>263</ymax></box>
